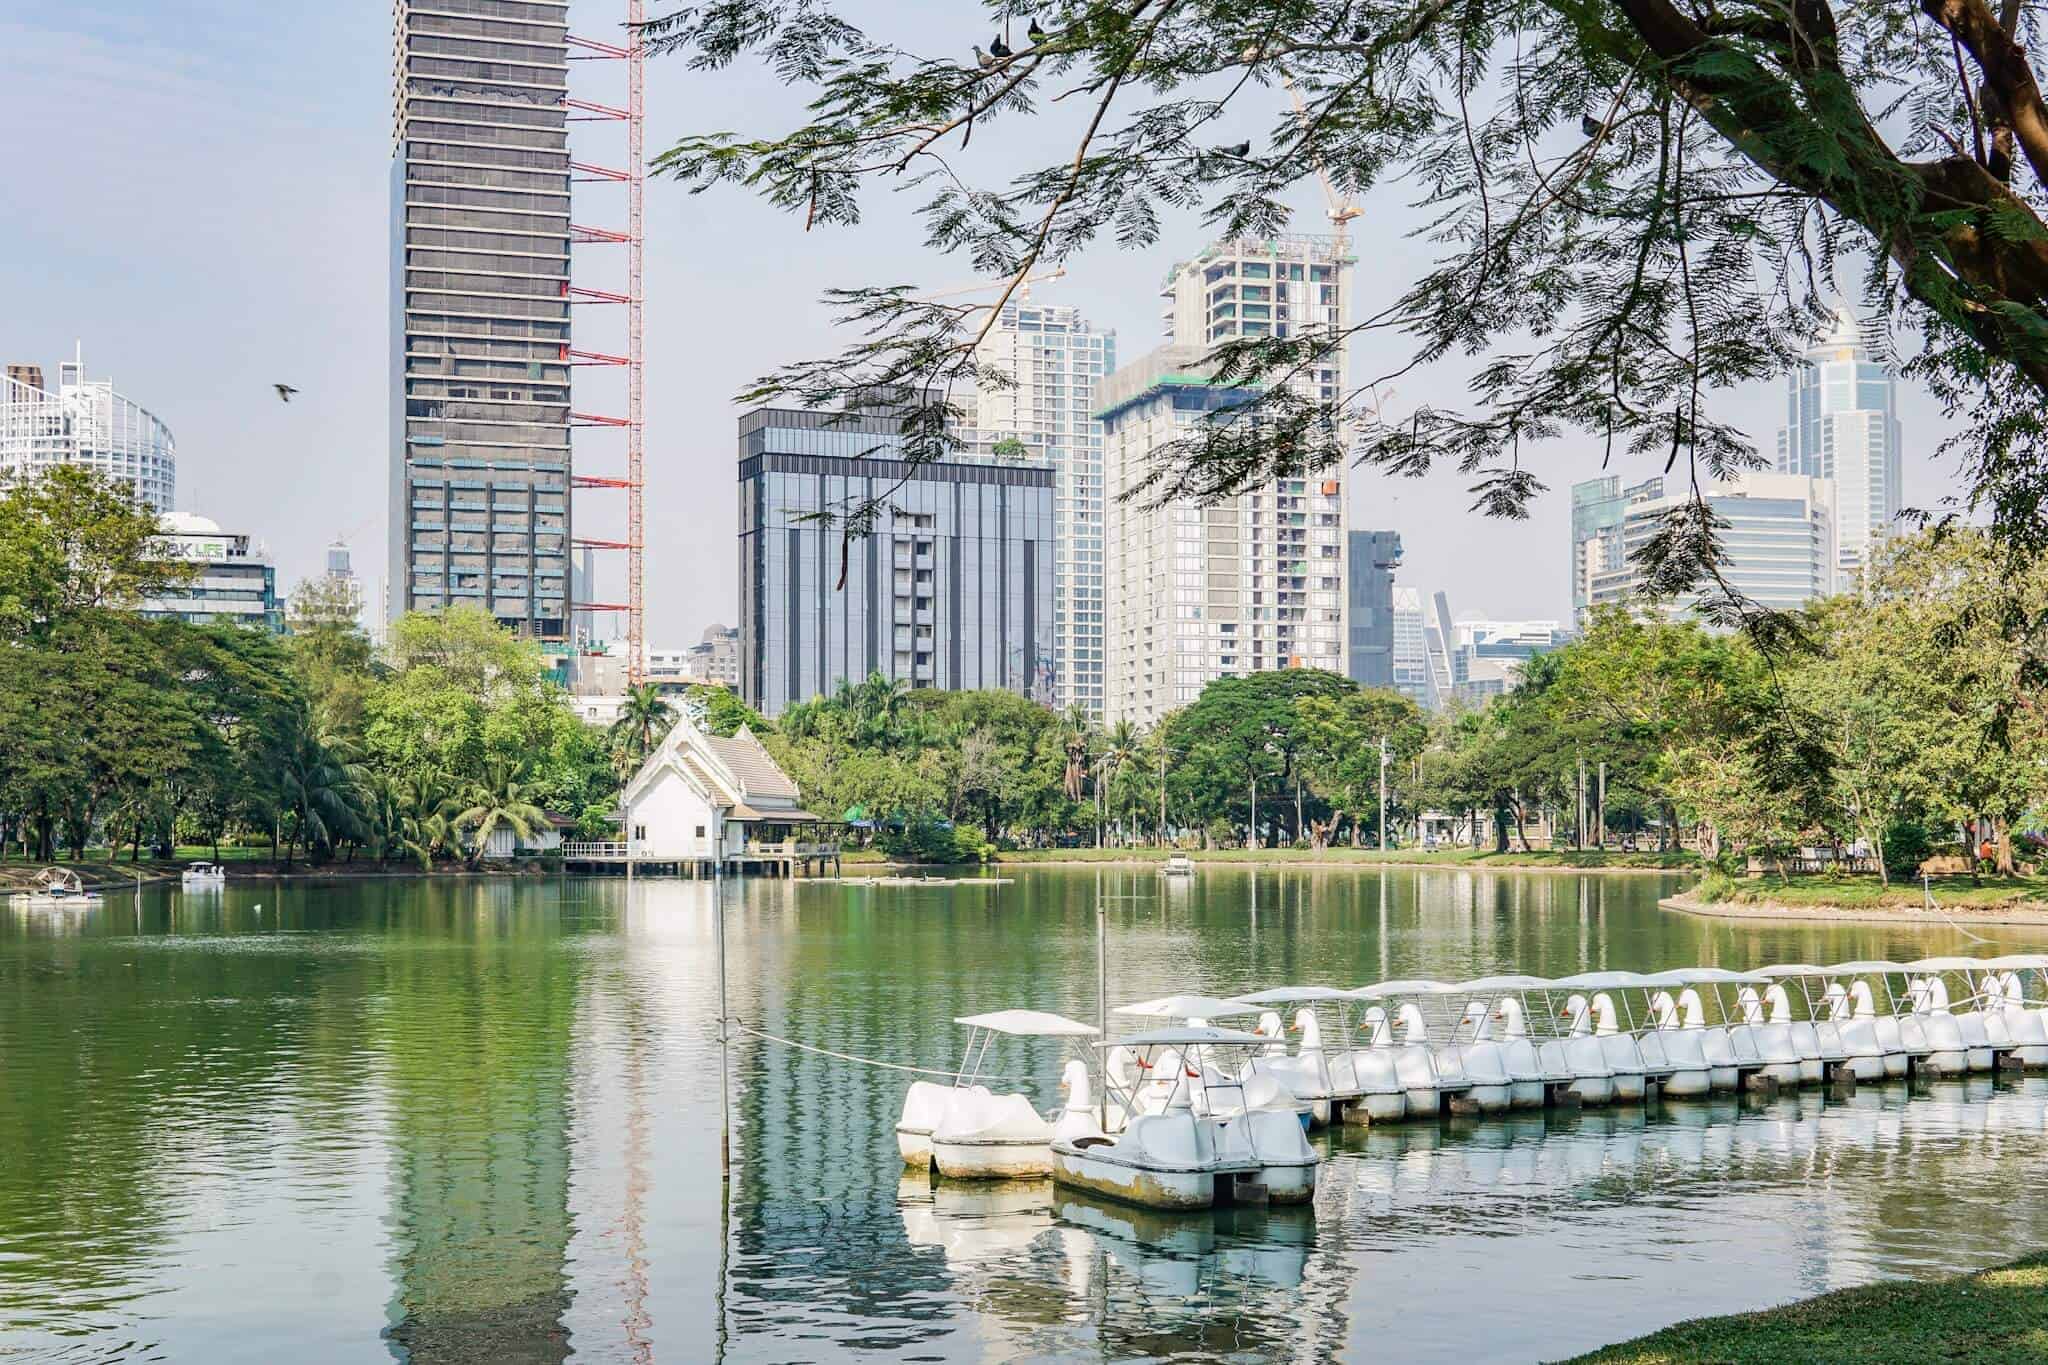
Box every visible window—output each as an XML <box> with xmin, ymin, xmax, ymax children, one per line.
<box><xmin>696</xmin><ymin>825</ymin><xmax>707</xmax><ymax>838</ymax></box>
<box><xmin>633</xmin><ymin>824</ymin><xmax>646</xmax><ymax>841</ymax></box>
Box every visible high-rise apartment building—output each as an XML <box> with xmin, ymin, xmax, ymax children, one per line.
<box><xmin>1776</xmin><ymin>308</ymin><xmax>1901</xmax><ymax>581</ymax></box>
<box><xmin>1590</xmin><ymin>472</ymin><xmax>1837</xmax><ymax>617</ymax></box>
<box><xmin>1346</xmin><ymin>530</ymin><xmax>1401</xmax><ymax>690</ymax></box>
<box><xmin>1569</xmin><ymin>474</ymin><xmax>1664</xmax><ymax>627</ymax></box>
<box><xmin>1</xmin><ymin>350</ymin><xmax>175</xmax><ymax>511</ymax></box>
<box><xmin>1099</xmin><ymin>237</ymin><xmax>1352</xmax><ymax>727</ymax></box>
<box><xmin>737</xmin><ymin>406</ymin><xmax>1055</xmax><ymax>716</ymax></box>
<box><xmin>964</xmin><ymin>303</ymin><xmax>1115</xmax><ymax>718</ymax></box>
<box><xmin>389</xmin><ymin>0</ymin><xmax>572</xmax><ymax>639</ymax></box>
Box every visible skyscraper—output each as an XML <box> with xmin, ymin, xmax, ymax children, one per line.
<box><xmin>964</xmin><ymin>302</ymin><xmax>1115</xmax><ymax>718</ymax></box>
<box><xmin>737</xmin><ymin>405</ymin><xmax>1055</xmax><ymax>715</ymax></box>
<box><xmin>1346</xmin><ymin>530</ymin><xmax>1401</xmax><ymax>689</ymax></box>
<box><xmin>1590</xmin><ymin>471</ymin><xmax>1837</xmax><ymax>617</ymax></box>
<box><xmin>390</xmin><ymin>0</ymin><xmax>573</xmax><ymax>639</ymax></box>
<box><xmin>1569</xmin><ymin>474</ymin><xmax>1664</xmax><ymax>628</ymax></box>
<box><xmin>1390</xmin><ymin>587</ymin><xmax>1430</xmax><ymax>707</ymax></box>
<box><xmin>1776</xmin><ymin>308</ymin><xmax>1901</xmax><ymax>581</ymax></box>
<box><xmin>0</xmin><ymin>350</ymin><xmax>175</xmax><ymax>511</ymax></box>
<box><xmin>1100</xmin><ymin>236</ymin><xmax>1352</xmax><ymax>726</ymax></box>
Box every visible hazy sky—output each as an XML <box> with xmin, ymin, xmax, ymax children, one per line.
<box><xmin>2</xmin><ymin>1</ymin><xmax>1967</xmax><ymax>641</ymax></box>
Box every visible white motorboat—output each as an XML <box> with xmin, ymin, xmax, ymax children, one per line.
<box><xmin>8</xmin><ymin>867</ymin><xmax>103</xmax><ymax>908</ymax></box>
<box><xmin>1159</xmin><ymin>854</ymin><xmax>1197</xmax><ymax>878</ymax></box>
<box><xmin>897</xmin><ymin>1009</ymin><xmax>1100</xmax><ymax>1177</ymax></box>
<box><xmin>181</xmin><ymin>862</ymin><xmax>227</xmax><ymax>888</ymax></box>
<box><xmin>1051</xmin><ymin>1027</ymin><xmax>1321</xmax><ymax>1210</ymax></box>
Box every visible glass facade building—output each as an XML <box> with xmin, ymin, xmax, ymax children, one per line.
<box><xmin>963</xmin><ymin>303</ymin><xmax>1115</xmax><ymax>719</ymax></box>
<box><xmin>1594</xmin><ymin>472</ymin><xmax>1837</xmax><ymax>618</ymax></box>
<box><xmin>737</xmin><ymin>408</ymin><xmax>1056</xmax><ymax>716</ymax></box>
<box><xmin>141</xmin><ymin>513</ymin><xmax>283</xmax><ymax>633</ymax></box>
<box><xmin>389</xmin><ymin>0</ymin><xmax>572</xmax><ymax>639</ymax></box>
<box><xmin>1568</xmin><ymin>474</ymin><xmax>1664</xmax><ymax>629</ymax></box>
<box><xmin>1776</xmin><ymin>308</ymin><xmax>1901</xmax><ymax>581</ymax></box>
<box><xmin>0</xmin><ymin>351</ymin><xmax>176</xmax><ymax>512</ymax></box>
<box><xmin>1345</xmin><ymin>530</ymin><xmax>1401</xmax><ymax>689</ymax></box>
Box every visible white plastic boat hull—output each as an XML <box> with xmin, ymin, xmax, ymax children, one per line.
<box><xmin>932</xmin><ymin>1137</ymin><xmax>1053</xmax><ymax>1180</ymax></box>
<box><xmin>1256</xmin><ymin>1161</ymin><xmax>1318</xmax><ymax>1204</ymax></box>
<box><xmin>1053</xmin><ymin>1144</ymin><xmax>1219</xmax><ymax>1210</ymax></box>
<box><xmin>898</xmin><ymin>1127</ymin><xmax>934</xmax><ymax>1168</ymax></box>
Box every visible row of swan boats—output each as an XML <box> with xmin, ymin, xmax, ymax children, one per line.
<box><xmin>895</xmin><ymin>954</ymin><xmax>2048</xmax><ymax>1210</ymax></box>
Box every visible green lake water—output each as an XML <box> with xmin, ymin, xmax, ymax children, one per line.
<box><xmin>5</xmin><ymin>866</ymin><xmax>2048</xmax><ymax>1362</ymax></box>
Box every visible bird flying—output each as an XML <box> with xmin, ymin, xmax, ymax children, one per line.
<box><xmin>274</xmin><ymin>383</ymin><xmax>299</xmax><ymax>403</ymax></box>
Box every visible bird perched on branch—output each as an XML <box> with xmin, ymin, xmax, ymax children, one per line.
<box><xmin>1222</xmin><ymin>140</ymin><xmax>1251</xmax><ymax>158</ymax></box>
<box><xmin>274</xmin><ymin>383</ymin><xmax>299</xmax><ymax>403</ymax></box>
<box><xmin>1028</xmin><ymin>16</ymin><xmax>1047</xmax><ymax>42</ymax></box>
<box><xmin>990</xmin><ymin>34</ymin><xmax>1012</xmax><ymax>59</ymax></box>
<box><xmin>1580</xmin><ymin>114</ymin><xmax>1602</xmax><ymax>140</ymax></box>
<box><xmin>974</xmin><ymin>44</ymin><xmax>995</xmax><ymax>69</ymax></box>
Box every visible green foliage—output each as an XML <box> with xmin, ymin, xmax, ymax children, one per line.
<box><xmin>1881</xmin><ymin>819</ymin><xmax>1934</xmax><ymax>880</ymax></box>
<box><xmin>643</xmin><ymin>0</ymin><xmax>2048</xmax><ymax>632</ymax></box>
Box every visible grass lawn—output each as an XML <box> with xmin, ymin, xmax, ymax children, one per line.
<box><xmin>979</xmin><ymin>847</ymin><xmax>1699</xmax><ymax>870</ymax></box>
<box><xmin>1562</xmin><ymin>1252</ymin><xmax>2048</xmax><ymax>1364</ymax></box>
<box><xmin>1699</xmin><ymin>870</ymin><xmax>2048</xmax><ymax>909</ymax></box>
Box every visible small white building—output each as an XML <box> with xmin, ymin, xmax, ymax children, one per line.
<box><xmin>618</xmin><ymin>722</ymin><xmax>820</xmax><ymax>864</ymax></box>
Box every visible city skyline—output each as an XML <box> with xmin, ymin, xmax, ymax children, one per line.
<box><xmin>0</xmin><ymin>2</ymin><xmax>1968</xmax><ymax>644</ymax></box>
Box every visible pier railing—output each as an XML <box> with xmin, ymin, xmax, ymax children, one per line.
<box><xmin>563</xmin><ymin>841</ymin><xmax>632</xmax><ymax>861</ymax></box>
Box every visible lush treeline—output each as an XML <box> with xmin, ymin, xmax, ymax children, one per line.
<box><xmin>0</xmin><ymin>469</ymin><xmax>628</xmax><ymax>866</ymax></box>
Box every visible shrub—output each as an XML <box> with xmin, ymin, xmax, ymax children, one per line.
<box><xmin>1881</xmin><ymin>819</ymin><xmax>1933</xmax><ymax>880</ymax></box>
<box><xmin>1695</xmin><ymin>869</ymin><xmax>1737</xmax><ymax>904</ymax></box>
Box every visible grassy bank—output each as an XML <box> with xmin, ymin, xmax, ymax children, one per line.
<box><xmin>1562</xmin><ymin>1252</ymin><xmax>2048</xmax><ymax>1363</ymax></box>
<box><xmin>940</xmin><ymin>847</ymin><xmax>1699</xmax><ymax>870</ymax></box>
<box><xmin>1696</xmin><ymin>869</ymin><xmax>2048</xmax><ymax>910</ymax></box>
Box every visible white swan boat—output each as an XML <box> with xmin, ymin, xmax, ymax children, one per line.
<box><xmin>1108</xmin><ymin>994</ymin><xmax>1283</xmax><ymax>1118</ymax></box>
<box><xmin>1233</xmin><ymin>985</ymin><xmax>1359</xmax><ymax>1127</ymax></box>
<box><xmin>1637</xmin><ymin>970</ymin><xmax>1723</xmax><ymax>1097</ymax></box>
<box><xmin>1351</xmin><ymin>980</ymin><xmax>1475</xmax><ymax>1120</ymax></box>
<box><xmin>1448</xmin><ymin>975</ymin><xmax>1560</xmax><ymax>1110</ymax></box>
<box><xmin>1051</xmin><ymin>1027</ymin><xmax>1321</xmax><ymax>1210</ymax></box>
<box><xmin>897</xmin><ymin>1009</ymin><xmax>1101</xmax><ymax>1177</ymax></box>
<box><xmin>1756</xmin><ymin>965</ymin><xmax>1854</xmax><ymax>1086</ymax></box>
<box><xmin>1825</xmin><ymin>961</ymin><xmax>1925</xmax><ymax>1078</ymax></box>
<box><xmin>1728</xmin><ymin>983</ymin><xmax>1805</xmax><ymax>1087</ymax></box>
<box><xmin>1980</xmin><ymin>953</ymin><xmax>2048</xmax><ymax>1067</ymax></box>
<box><xmin>1159</xmin><ymin>854</ymin><xmax>1197</xmax><ymax>878</ymax></box>
<box><xmin>180</xmin><ymin>862</ymin><xmax>227</xmax><ymax>888</ymax></box>
<box><xmin>8</xmin><ymin>868</ymin><xmax>103</xmax><ymax>908</ymax></box>
<box><xmin>1550</xmin><ymin>972</ymin><xmax>1653</xmax><ymax>1104</ymax></box>
<box><xmin>1902</xmin><ymin>959</ymin><xmax>1984</xmax><ymax>1075</ymax></box>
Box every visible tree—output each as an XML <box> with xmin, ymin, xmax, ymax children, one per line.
<box><xmin>259</xmin><ymin>711</ymin><xmax>365</xmax><ymax>867</ymax></box>
<box><xmin>453</xmin><ymin>760</ymin><xmax>548</xmax><ymax>866</ymax></box>
<box><xmin>647</xmin><ymin>0</ymin><xmax>2048</xmax><ymax>629</ymax></box>
<box><xmin>0</xmin><ymin>464</ymin><xmax>189</xmax><ymax>642</ymax></box>
<box><xmin>610</xmin><ymin>683</ymin><xmax>676</xmax><ymax>767</ymax></box>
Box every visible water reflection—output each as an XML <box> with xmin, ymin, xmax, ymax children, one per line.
<box><xmin>7</xmin><ymin>868</ymin><xmax>2048</xmax><ymax>1362</ymax></box>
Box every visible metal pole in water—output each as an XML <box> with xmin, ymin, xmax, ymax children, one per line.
<box><xmin>1096</xmin><ymin>880</ymin><xmax>1107</xmax><ymax>1134</ymax></box>
<box><xmin>716</xmin><ymin>855</ymin><xmax>731</xmax><ymax>1175</ymax></box>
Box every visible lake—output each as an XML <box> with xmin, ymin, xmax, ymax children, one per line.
<box><xmin>4</xmin><ymin>866</ymin><xmax>2047</xmax><ymax>1362</ymax></box>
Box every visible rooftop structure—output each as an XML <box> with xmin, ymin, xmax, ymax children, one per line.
<box><xmin>1</xmin><ymin>348</ymin><xmax>175</xmax><ymax>512</ymax></box>
<box><xmin>143</xmin><ymin>512</ymin><xmax>282</xmax><ymax>633</ymax></box>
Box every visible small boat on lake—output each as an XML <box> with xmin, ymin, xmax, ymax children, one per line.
<box><xmin>8</xmin><ymin>868</ymin><xmax>103</xmax><ymax>908</ymax></box>
<box><xmin>1159</xmin><ymin>854</ymin><xmax>1197</xmax><ymax>878</ymax></box>
<box><xmin>181</xmin><ymin>862</ymin><xmax>227</xmax><ymax>888</ymax></box>
<box><xmin>898</xmin><ymin>1009</ymin><xmax>1100</xmax><ymax>1178</ymax></box>
<box><xmin>1052</xmin><ymin>1026</ymin><xmax>1320</xmax><ymax>1210</ymax></box>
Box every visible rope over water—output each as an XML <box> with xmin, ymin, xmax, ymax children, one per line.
<box><xmin>731</xmin><ymin>1023</ymin><xmax>1041</xmax><ymax>1081</ymax></box>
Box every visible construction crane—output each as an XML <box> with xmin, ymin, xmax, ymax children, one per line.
<box><xmin>912</xmin><ymin>265</ymin><xmax>1067</xmax><ymax>304</ymax></box>
<box><xmin>1280</xmin><ymin>74</ymin><xmax>1362</xmax><ymax>261</ymax></box>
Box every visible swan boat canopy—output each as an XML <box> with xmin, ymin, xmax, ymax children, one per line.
<box><xmin>1901</xmin><ymin>956</ymin><xmax>2039</xmax><ymax>1074</ymax></box>
<box><xmin>1343</xmin><ymin>980</ymin><xmax>1484</xmax><ymax>1118</ymax></box>
<box><xmin>898</xmin><ymin>1009</ymin><xmax>1101</xmax><ymax>1179</ymax></box>
<box><xmin>1052</xmin><ymin>1026</ymin><xmax>1321</xmax><ymax>1210</ymax></box>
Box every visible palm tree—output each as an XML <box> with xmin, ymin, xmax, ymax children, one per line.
<box><xmin>609</xmin><ymin>683</ymin><xmax>675</xmax><ymax>768</ymax></box>
<box><xmin>264</xmin><ymin>714</ymin><xmax>366</xmax><ymax>867</ymax></box>
<box><xmin>453</xmin><ymin>760</ymin><xmax>547</xmax><ymax>866</ymax></box>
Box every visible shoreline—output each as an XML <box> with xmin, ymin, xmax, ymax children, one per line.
<box><xmin>940</xmin><ymin>852</ymin><xmax>1696</xmax><ymax>875</ymax></box>
<box><xmin>1660</xmin><ymin>889</ymin><xmax>2048</xmax><ymax>927</ymax></box>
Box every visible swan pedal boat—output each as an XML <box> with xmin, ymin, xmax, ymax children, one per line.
<box><xmin>181</xmin><ymin>862</ymin><xmax>227</xmax><ymax>888</ymax></box>
<box><xmin>898</xmin><ymin>1009</ymin><xmax>1101</xmax><ymax>1179</ymax></box>
<box><xmin>1052</xmin><ymin>1027</ymin><xmax>1320</xmax><ymax>1210</ymax></box>
<box><xmin>1110</xmin><ymin>993</ymin><xmax>1312</xmax><ymax>1126</ymax></box>
<box><xmin>1233</xmin><ymin>985</ymin><xmax>1360</xmax><ymax>1127</ymax></box>
<box><xmin>8</xmin><ymin>868</ymin><xmax>104</xmax><ymax>908</ymax></box>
